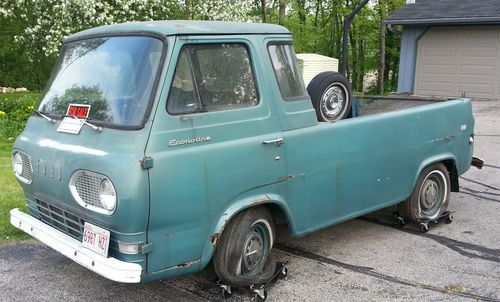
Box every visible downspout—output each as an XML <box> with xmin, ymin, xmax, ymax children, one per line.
<box><xmin>387</xmin><ymin>24</ymin><xmax>402</xmax><ymax>36</ymax></box>
<box><xmin>340</xmin><ymin>0</ymin><xmax>370</xmax><ymax>75</ymax></box>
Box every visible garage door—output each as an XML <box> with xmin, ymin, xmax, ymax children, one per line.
<box><xmin>414</xmin><ymin>26</ymin><xmax>500</xmax><ymax>100</ymax></box>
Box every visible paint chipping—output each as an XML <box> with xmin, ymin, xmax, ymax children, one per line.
<box><xmin>175</xmin><ymin>259</ymin><xmax>201</xmax><ymax>268</ymax></box>
<box><xmin>211</xmin><ymin>233</ymin><xmax>219</xmax><ymax>246</ymax></box>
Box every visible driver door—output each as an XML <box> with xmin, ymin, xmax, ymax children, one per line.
<box><xmin>145</xmin><ymin>36</ymin><xmax>286</xmax><ymax>273</ymax></box>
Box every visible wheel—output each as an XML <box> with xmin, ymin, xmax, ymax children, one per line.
<box><xmin>307</xmin><ymin>71</ymin><xmax>353</xmax><ymax>122</ymax></box>
<box><xmin>419</xmin><ymin>223</ymin><xmax>429</xmax><ymax>233</ymax></box>
<box><xmin>399</xmin><ymin>163</ymin><xmax>450</xmax><ymax>221</ymax></box>
<box><xmin>213</xmin><ymin>207</ymin><xmax>276</xmax><ymax>287</ymax></box>
<box><xmin>445</xmin><ymin>214</ymin><xmax>454</xmax><ymax>224</ymax></box>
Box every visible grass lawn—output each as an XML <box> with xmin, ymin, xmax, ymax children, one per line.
<box><xmin>0</xmin><ymin>136</ymin><xmax>30</xmax><ymax>244</ymax></box>
<box><xmin>0</xmin><ymin>92</ymin><xmax>41</xmax><ymax>244</ymax></box>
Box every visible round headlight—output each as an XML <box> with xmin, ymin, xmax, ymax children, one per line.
<box><xmin>12</xmin><ymin>152</ymin><xmax>23</xmax><ymax>176</ymax></box>
<box><xmin>99</xmin><ymin>179</ymin><xmax>116</xmax><ymax>211</ymax></box>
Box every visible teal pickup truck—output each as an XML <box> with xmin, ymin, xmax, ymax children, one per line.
<box><xmin>11</xmin><ymin>21</ymin><xmax>479</xmax><ymax>286</ymax></box>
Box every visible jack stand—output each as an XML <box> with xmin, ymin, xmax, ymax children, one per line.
<box><xmin>393</xmin><ymin>211</ymin><xmax>453</xmax><ymax>233</ymax></box>
<box><xmin>216</xmin><ymin>262</ymin><xmax>288</xmax><ymax>301</ymax></box>
<box><xmin>417</xmin><ymin>211</ymin><xmax>453</xmax><ymax>233</ymax></box>
<box><xmin>393</xmin><ymin>211</ymin><xmax>406</xmax><ymax>227</ymax></box>
<box><xmin>216</xmin><ymin>278</ymin><xmax>232</xmax><ymax>299</ymax></box>
<box><xmin>250</xmin><ymin>262</ymin><xmax>288</xmax><ymax>302</ymax></box>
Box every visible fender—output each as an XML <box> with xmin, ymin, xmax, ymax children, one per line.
<box><xmin>198</xmin><ymin>192</ymin><xmax>295</xmax><ymax>269</ymax></box>
<box><xmin>412</xmin><ymin>153</ymin><xmax>458</xmax><ymax>194</ymax></box>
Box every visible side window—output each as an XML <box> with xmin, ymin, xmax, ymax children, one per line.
<box><xmin>167</xmin><ymin>43</ymin><xmax>259</xmax><ymax>114</ymax></box>
<box><xmin>268</xmin><ymin>43</ymin><xmax>308</xmax><ymax>101</ymax></box>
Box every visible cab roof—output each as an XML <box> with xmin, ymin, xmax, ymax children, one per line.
<box><xmin>66</xmin><ymin>20</ymin><xmax>291</xmax><ymax>41</ymax></box>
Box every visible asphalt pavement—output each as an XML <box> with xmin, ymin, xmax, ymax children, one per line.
<box><xmin>1</xmin><ymin>100</ymin><xmax>499</xmax><ymax>302</ymax></box>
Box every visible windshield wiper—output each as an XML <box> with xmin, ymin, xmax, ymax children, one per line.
<box><xmin>35</xmin><ymin>110</ymin><xmax>56</xmax><ymax>124</ymax></box>
<box><xmin>67</xmin><ymin>115</ymin><xmax>103</xmax><ymax>133</ymax></box>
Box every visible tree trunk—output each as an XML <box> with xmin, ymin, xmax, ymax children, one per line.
<box><xmin>260</xmin><ymin>0</ymin><xmax>267</xmax><ymax>23</ymax></box>
<box><xmin>349</xmin><ymin>30</ymin><xmax>357</xmax><ymax>85</ymax></box>
<box><xmin>185</xmin><ymin>0</ymin><xmax>192</xmax><ymax>20</ymax></box>
<box><xmin>378</xmin><ymin>0</ymin><xmax>386</xmax><ymax>94</ymax></box>
<box><xmin>358</xmin><ymin>38</ymin><xmax>365</xmax><ymax>93</ymax></box>
<box><xmin>279</xmin><ymin>0</ymin><xmax>285</xmax><ymax>25</ymax></box>
<box><xmin>314</xmin><ymin>0</ymin><xmax>321</xmax><ymax>27</ymax></box>
<box><xmin>297</xmin><ymin>0</ymin><xmax>306</xmax><ymax>25</ymax></box>
<box><xmin>335</xmin><ymin>11</ymin><xmax>343</xmax><ymax>59</ymax></box>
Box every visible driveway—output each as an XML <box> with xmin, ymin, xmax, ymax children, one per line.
<box><xmin>1</xmin><ymin>100</ymin><xmax>499</xmax><ymax>302</ymax></box>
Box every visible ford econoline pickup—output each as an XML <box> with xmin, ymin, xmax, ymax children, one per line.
<box><xmin>11</xmin><ymin>21</ymin><xmax>478</xmax><ymax>287</ymax></box>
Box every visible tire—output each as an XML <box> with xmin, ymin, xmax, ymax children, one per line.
<box><xmin>213</xmin><ymin>207</ymin><xmax>276</xmax><ymax>287</ymax></box>
<box><xmin>399</xmin><ymin>163</ymin><xmax>450</xmax><ymax>221</ymax></box>
<box><xmin>307</xmin><ymin>71</ymin><xmax>353</xmax><ymax>122</ymax></box>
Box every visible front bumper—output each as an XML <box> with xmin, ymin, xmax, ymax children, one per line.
<box><xmin>10</xmin><ymin>208</ymin><xmax>142</xmax><ymax>283</ymax></box>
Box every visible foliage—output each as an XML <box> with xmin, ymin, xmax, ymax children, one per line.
<box><xmin>0</xmin><ymin>93</ymin><xmax>39</xmax><ymax>244</ymax></box>
<box><xmin>0</xmin><ymin>0</ymin><xmax>253</xmax><ymax>58</ymax></box>
<box><xmin>41</xmin><ymin>85</ymin><xmax>111</xmax><ymax>121</ymax></box>
<box><xmin>0</xmin><ymin>2</ymin><xmax>410</xmax><ymax>244</ymax></box>
<box><xmin>0</xmin><ymin>92</ymin><xmax>39</xmax><ymax>139</ymax></box>
<box><xmin>1</xmin><ymin>0</ymin><xmax>406</xmax><ymax>94</ymax></box>
<box><xmin>0</xmin><ymin>140</ymin><xmax>29</xmax><ymax>244</ymax></box>
<box><xmin>0</xmin><ymin>13</ymin><xmax>54</xmax><ymax>90</ymax></box>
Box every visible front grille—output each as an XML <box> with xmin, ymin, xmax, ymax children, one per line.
<box><xmin>29</xmin><ymin>199</ymin><xmax>85</xmax><ymax>240</ymax></box>
<box><xmin>19</xmin><ymin>152</ymin><xmax>33</xmax><ymax>181</ymax></box>
<box><xmin>28</xmin><ymin>199</ymin><xmax>123</xmax><ymax>258</ymax></box>
<box><xmin>74</xmin><ymin>171</ymin><xmax>104</xmax><ymax>208</ymax></box>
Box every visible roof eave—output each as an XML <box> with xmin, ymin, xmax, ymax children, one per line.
<box><xmin>385</xmin><ymin>16</ymin><xmax>500</xmax><ymax>25</ymax></box>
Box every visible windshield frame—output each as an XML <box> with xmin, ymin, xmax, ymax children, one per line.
<box><xmin>36</xmin><ymin>32</ymin><xmax>168</xmax><ymax>131</ymax></box>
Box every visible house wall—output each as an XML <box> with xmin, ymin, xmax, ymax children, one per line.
<box><xmin>397</xmin><ymin>25</ymin><xmax>428</xmax><ymax>94</ymax></box>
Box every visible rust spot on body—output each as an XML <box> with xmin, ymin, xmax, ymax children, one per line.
<box><xmin>175</xmin><ymin>259</ymin><xmax>201</xmax><ymax>268</ymax></box>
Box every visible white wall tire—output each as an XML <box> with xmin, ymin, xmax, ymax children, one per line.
<box><xmin>399</xmin><ymin>163</ymin><xmax>450</xmax><ymax>221</ymax></box>
<box><xmin>213</xmin><ymin>207</ymin><xmax>276</xmax><ymax>287</ymax></box>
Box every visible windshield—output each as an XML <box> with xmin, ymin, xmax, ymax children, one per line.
<box><xmin>38</xmin><ymin>36</ymin><xmax>164</xmax><ymax>127</ymax></box>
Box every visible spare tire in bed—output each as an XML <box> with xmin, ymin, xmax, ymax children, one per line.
<box><xmin>307</xmin><ymin>71</ymin><xmax>353</xmax><ymax>122</ymax></box>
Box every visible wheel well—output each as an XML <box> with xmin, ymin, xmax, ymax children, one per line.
<box><xmin>264</xmin><ymin>203</ymin><xmax>291</xmax><ymax>235</ymax></box>
<box><xmin>442</xmin><ymin>159</ymin><xmax>459</xmax><ymax>192</ymax></box>
<box><xmin>214</xmin><ymin>202</ymin><xmax>292</xmax><ymax>247</ymax></box>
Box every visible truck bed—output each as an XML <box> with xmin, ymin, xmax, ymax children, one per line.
<box><xmin>354</xmin><ymin>97</ymin><xmax>449</xmax><ymax>117</ymax></box>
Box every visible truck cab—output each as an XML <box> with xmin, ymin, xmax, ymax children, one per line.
<box><xmin>11</xmin><ymin>21</ymin><xmax>476</xmax><ymax>286</ymax></box>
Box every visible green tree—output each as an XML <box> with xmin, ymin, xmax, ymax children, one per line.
<box><xmin>0</xmin><ymin>0</ymin><xmax>407</xmax><ymax>95</ymax></box>
<box><xmin>42</xmin><ymin>85</ymin><xmax>110</xmax><ymax>122</ymax></box>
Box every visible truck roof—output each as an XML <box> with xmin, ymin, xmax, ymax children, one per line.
<box><xmin>66</xmin><ymin>20</ymin><xmax>291</xmax><ymax>41</ymax></box>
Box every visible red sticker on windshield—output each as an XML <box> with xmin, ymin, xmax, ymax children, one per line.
<box><xmin>67</xmin><ymin>104</ymin><xmax>91</xmax><ymax>119</ymax></box>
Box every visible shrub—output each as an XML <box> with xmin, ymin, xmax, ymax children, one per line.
<box><xmin>0</xmin><ymin>92</ymin><xmax>40</xmax><ymax>139</ymax></box>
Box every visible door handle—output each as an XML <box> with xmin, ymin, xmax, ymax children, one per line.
<box><xmin>262</xmin><ymin>138</ymin><xmax>284</xmax><ymax>147</ymax></box>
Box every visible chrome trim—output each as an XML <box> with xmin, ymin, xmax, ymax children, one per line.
<box><xmin>35</xmin><ymin>110</ymin><xmax>56</xmax><ymax>123</ymax></box>
<box><xmin>10</xmin><ymin>208</ymin><xmax>141</xmax><ymax>283</ymax></box>
<box><xmin>69</xmin><ymin>170</ymin><xmax>116</xmax><ymax>215</ymax></box>
<box><xmin>262</xmin><ymin>138</ymin><xmax>284</xmax><ymax>146</ymax></box>
<box><xmin>168</xmin><ymin>136</ymin><xmax>212</xmax><ymax>147</ymax></box>
<box><xmin>67</xmin><ymin>115</ymin><xmax>103</xmax><ymax>132</ymax></box>
<box><xmin>12</xmin><ymin>150</ymin><xmax>33</xmax><ymax>184</ymax></box>
<box><xmin>319</xmin><ymin>82</ymin><xmax>350</xmax><ymax>122</ymax></box>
